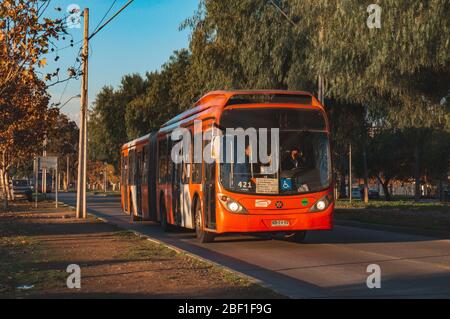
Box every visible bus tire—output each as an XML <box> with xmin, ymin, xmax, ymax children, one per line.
<box><xmin>194</xmin><ymin>200</ymin><xmax>215</xmax><ymax>243</ymax></box>
<box><xmin>285</xmin><ymin>231</ymin><xmax>308</xmax><ymax>243</ymax></box>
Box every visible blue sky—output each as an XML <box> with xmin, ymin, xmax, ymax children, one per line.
<box><xmin>44</xmin><ymin>0</ymin><xmax>199</xmax><ymax>123</ymax></box>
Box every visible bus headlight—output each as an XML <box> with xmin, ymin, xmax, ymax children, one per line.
<box><xmin>218</xmin><ymin>194</ymin><xmax>248</xmax><ymax>214</ymax></box>
<box><xmin>316</xmin><ymin>200</ymin><xmax>327</xmax><ymax>211</ymax></box>
<box><xmin>310</xmin><ymin>194</ymin><xmax>333</xmax><ymax>213</ymax></box>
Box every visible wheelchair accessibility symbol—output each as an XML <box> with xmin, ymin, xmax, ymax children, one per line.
<box><xmin>281</xmin><ymin>178</ymin><xmax>292</xmax><ymax>191</ymax></box>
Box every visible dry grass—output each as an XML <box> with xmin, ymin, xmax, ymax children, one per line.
<box><xmin>0</xmin><ymin>201</ymin><xmax>283</xmax><ymax>299</ymax></box>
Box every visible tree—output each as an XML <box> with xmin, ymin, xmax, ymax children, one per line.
<box><xmin>184</xmin><ymin>0</ymin><xmax>315</xmax><ymax>92</ymax></box>
<box><xmin>0</xmin><ymin>0</ymin><xmax>66</xmax><ymax>95</ymax></box>
<box><xmin>89</xmin><ymin>75</ymin><xmax>146</xmax><ymax>171</ymax></box>
<box><xmin>365</xmin><ymin>130</ymin><xmax>413</xmax><ymax>201</ymax></box>
<box><xmin>89</xmin><ymin>0</ymin><xmax>449</xmax><ymax>203</ymax></box>
<box><xmin>0</xmin><ymin>0</ymin><xmax>67</xmax><ymax>207</ymax></box>
<box><xmin>90</xmin><ymin>50</ymin><xmax>196</xmax><ymax>169</ymax></box>
<box><xmin>326</xmin><ymin>100</ymin><xmax>368</xmax><ymax>198</ymax></box>
<box><xmin>125</xmin><ymin>50</ymin><xmax>195</xmax><ymax>139</ymax></box>
<box><xmin>46</xmin><ymin>113</ymin><xmax>79</xmax><ymax>190</ymax></box>
<box><xmin>0</xmin><ymin>75</ymin><xmax>58</xmax><ymax>205</ymax></box>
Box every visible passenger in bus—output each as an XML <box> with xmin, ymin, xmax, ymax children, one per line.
<box><xmin>282</xmin><ymin>148</ymin><xmax>306</xmax><ymax>171</ymax></box>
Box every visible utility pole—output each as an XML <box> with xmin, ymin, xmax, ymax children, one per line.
<box><xmin>66</xmin><ymin>155</ymin><xmax>70</xmax><ymax>192</ymax></box>
<box><xmin>42</xmin><ymin>137</ymin><xmax>47</xmax><ymax>197</ymax></box>
<box><xmin>55</xmin><ymin>161</ymin><xmax>59</xmax><ymax>208</ymax></box>
<box><xmin>76</xmin><ymin>8</ymin><xmax>89</xmax><ymax>219</ymax></box>
<box><xmin>104</xmin><ymin>163</ymin><xmax>107</xmax><ymax>193</ymax></box>
<box><xmin>34</xmin><ymin>158</ymin><xmax>38</xmax><ymax>208</ymax></box>
<box><xmin>349</xmin><ymin>144</ymin><xmax>353</xmax><ymax>202</ymax></box>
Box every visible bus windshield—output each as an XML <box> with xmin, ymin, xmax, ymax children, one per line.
<box><xmin>219</xmin><ymin>108</ymin><xmax>331</xmax><ymax>195</ymax></box>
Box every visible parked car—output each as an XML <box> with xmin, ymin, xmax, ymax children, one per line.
<box><xmin>11</xmin><ymin>179</ymin><xmax>33</xmax><ymax>202</ymax></box>
<box><xmin>351</xmin><ymin>187</ymin><xmax>362</xmax><ymax>200</ymax></box>
<box><xmin>368</xmin><ymin>189</ymin><xmax>380</xmax><ymax>200</ymax></box>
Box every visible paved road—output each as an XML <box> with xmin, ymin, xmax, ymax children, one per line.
<box><xmin>57</xmin><ymin>193</ymin><xmax>450</xmax><ymax>299</ymax></box>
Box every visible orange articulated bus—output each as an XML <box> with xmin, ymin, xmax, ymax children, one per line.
<box><xmin>121</xmin><ymin>133</ymin><xmax>158</xmax><ymax>222</ymax></box>
<box><xmin>121</xmin><ymin>90</ymin><xmax>334</xmax><ymax>243</ymax></box>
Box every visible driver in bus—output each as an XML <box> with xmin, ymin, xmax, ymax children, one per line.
<box><xmin>282</xmin><ymin>147</ymin><xmax>306</xmax><ymax>171</ymax></box>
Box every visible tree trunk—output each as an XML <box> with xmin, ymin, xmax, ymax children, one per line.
<box><xmin>5</xmin><ymin>170</ymin><xmax>13</xmax><ymax>201</ymax></box>
<box><xmin>339</xmin><ymin>170</ymin><xmax>347</xmax><ymax>199</ymax></box>
<box><xmin>1</xmin><ymin>150</ymin><xmax>8</xmax><ymax>209</ymax></box>
<box><xmin>2</xmin><ymin>170</ymin><xmax>12</xmax><ymax>203</ymax></box>
<box><xmin>362</xmin><ymin>148</ymin><xmax>369</xmax><ymax>203</ymax></box>
<box><xmin>63</xmin><ymin>173</ymin><xmax>69</xmax><ymax>193</ymax></box>
<box><xmin>414</xmin><ymin>144</ymin><xmax>421</xmax><ymax>202</ymax></box>
<box><xmin>377</xmin><ymin>176</ymin><xmax>391</xmax><ymax>201</ymax></box>
<box><xmin>1</xmin><ymin>149</ymin><xmax>13</xmax><ymax>202</ymax></box>
<box><xmin>382</xmin><ymin>182</ymin><xmax>391</xmax><ymax>201</ymax></box>
<box><xmin>0</xmin><ymin>168</ymin><xmax>7</xmax><ymax>210</ymax></box>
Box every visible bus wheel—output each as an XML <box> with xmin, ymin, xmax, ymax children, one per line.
<box><xmin>194</xmin><ymin>201</ymin><xmax>215</xmax><ymax>243</ymax></box>
<box><xmin>285</xmin><ymin>231</ymin><xmax>308</xmax><ymax>243</ymax></box>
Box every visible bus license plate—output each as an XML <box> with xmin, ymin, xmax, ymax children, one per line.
<box><xmin>271</xmin><ymin>220</ymin><xmax>290</xmax><ymax>227</ymax></box>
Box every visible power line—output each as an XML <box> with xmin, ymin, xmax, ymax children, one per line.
<box><xmin>57</xmin><ymin>39</ymin><xmax>83</xmax><ymax>51</ymax></box>
<box><xmin>92</xmin><ymin>0</ymin><xmax>118</xmax><ymax>34</ymax></box>
<box><xmin>58</xmin><ymin>79</ymin><xmax>70</xmax><ymax>104</ymax></box>
<box><xmin>49</xmin><ymin>1</ymin><xmax>133</xmax><ymax>99</ymax></box>
<box><xmin>55</xmin><ymin>0</ymin><xmax>117</xmax><ymax>53</ymax></box>
<box><xmin>88</xmin><ymin>0</ymin><xmax>135</xmax><ymax>40</ymax></box>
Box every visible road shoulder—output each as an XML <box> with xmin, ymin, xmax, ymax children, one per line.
<box><xmin>0</xmin><ymin>201</ymin><xmax>284</xmax><ymax>299</ymax></box>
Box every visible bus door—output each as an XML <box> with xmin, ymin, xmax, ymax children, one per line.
<box><xmin>129</xmin><ymin>149</ymin><xmax>137</xmax><ymax>215</ymax></box>
<box><xmin>203</xmin><ymin>138</ymin><xmax>217</xmax><ymax>230</ymax></box>
<box><xmin>136</xmin><ymin>150</ymin><xmax>142</xmax><ymax>217</ymax></box>
<box><xmin>148</xmin><ymin>134</ymin><xmax>158</xmax><ymax>222</ymax></box>
<box><xmin>180</xmin><ymin>152</ymin><xmax>193</xmax><ymax>229</ymax></box>
<box><xmin>172</xmin><ymin>154</ymin><xmax>182</xmax><ymax>226</ymax></box>
<box><xmin>122</xmin><ymin>154</ymin><xmax>129</xmax><ymax>212</ymax></box>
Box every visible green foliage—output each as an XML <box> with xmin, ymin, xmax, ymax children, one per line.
<box><xmin>125</xmin><ymin>50</ymin><xmax>195</xmax><ymax>139</ymax></box>
<box><xmin>89</xmin><ymin>50</ymin><xmax>195</xmax><ymax>169</ymax></box>
<box><xmin>89</xmin><ymin>0</ymin><xmax>449</xmax><ymax>191</ymax></box>
<box><xmin>89</xmin><ymin>86</ymin><xmax>126</xmax><ymax>171</ymax></box>
<box><xmin>354</xmin><ymin>128</ymin><xmax>450</xmax><ymax>199</ymax></box>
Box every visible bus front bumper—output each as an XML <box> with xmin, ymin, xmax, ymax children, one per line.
<box><xmin>215</xmin><ymin>205</ymin><xmax>334</xmax><ymax>234</ymax></box>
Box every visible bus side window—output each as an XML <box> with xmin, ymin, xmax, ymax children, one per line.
<box><xmin>167</xmin><ymin>138</ymin><xmax>173</xmax><ymax>183</ymax></box>
<box><xmin>141</xmin><ymin>148</ymin><xmax>146</xmax><ymax>185</ymax></box>
<box><xmin>128</xmin><ymin>150</ymin><xmax>132</xmax><ymax>186</ymax></box>
<box><xmin>159</xmin><ymin>138</ymin><xmax>170</xmax><ymax>184</ymax></box>
<box><xmin>133</xmin><ymin>150</ymin><xmax>137</xmax><ymax>186</ymax></box>
<box><xmin>181</xmin><ymin>132</ymin><xmax>191</xmax><ymax>185</ymax></box>
<box><xmin>121</xmin><ymin>154</ymin><xmax>125</xmax><ymax>185</ymax></box>
<box><xmin>191</xmin><ymin>133</ymin><xmax>202</xmax><ymax>184</ymax></box>
<box><xmin>143</xmin><ymin>144</ymin><xmax>149</xmax><ymax>185</ymax></box>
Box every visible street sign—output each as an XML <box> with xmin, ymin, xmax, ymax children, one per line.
<box><xmin>35</xmin><ymin>157</ymin><xmax>58</xmax><ymax>170</ymax></box>
<box><xmin>33</xmin><ymin>156</ymin><xmax>59</xmax><ymax>209</ymax></box>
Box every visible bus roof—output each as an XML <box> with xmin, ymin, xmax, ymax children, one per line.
<box><xmin>160</xmin><ymin>90</ymin><xmax>322</xmax><ymax>130</ymax></box>
<box><xmin>122</xmin><ymin>133</ymin><xmax>152</xmax><ymax>151</ymax></box>
<box><xmin>195</xmin><ymin>90</ymin><xmax>315</xmax><ymax>106</ymax></box>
